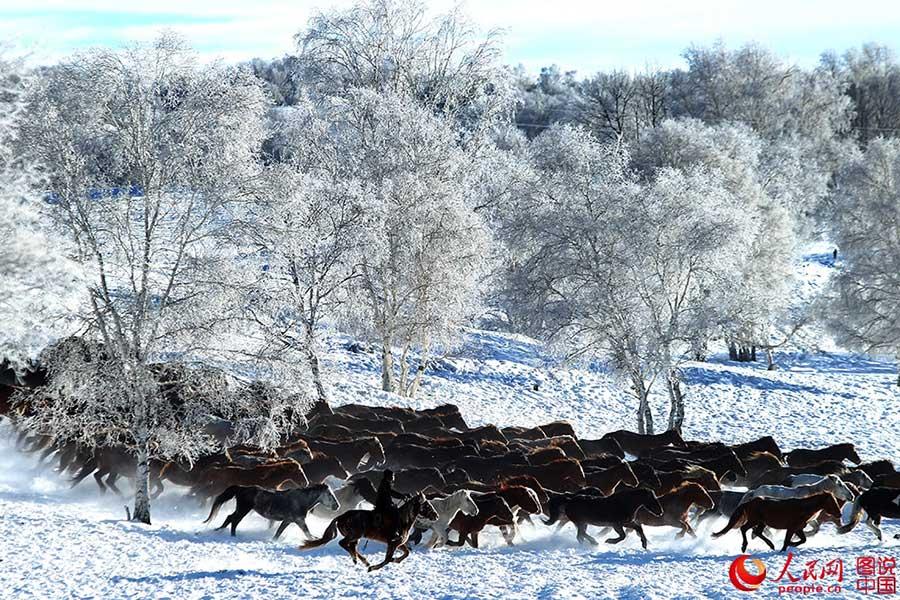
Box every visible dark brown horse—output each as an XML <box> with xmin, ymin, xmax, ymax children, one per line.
<box><xmin>545</xmin><ymin>487</ymin><xmax>664</xmax><ymax>549</ymax></box>
<box><xmin>713</xmin><ymin>492</ymin><xmax>842</xmax><ymax>552</ymax></box>
<box><xmin>584</xmin><ymin>463</ymin><xmax>639</xmax><ymax>495</ymax></box>
<box><xmin>301</xmin><ymin>493</ymin><xmax>438</xmax><ymax>571</ymax></box>
<box><xmin>636</xmin><ymin>482</ymin><xmax>714</xmax><ymax>537</ymax></box>
<box><xmin>447</xmin><ymin>492</ymin><xmax>517</xmax><ymax>548</ymax></box>
<box><xmin>731</xmin><ymin>436</ymin><xmax>783</xmax><ymax>461</ymax></box>
<box><xmin>601</xmin><ymin>429</ymin><xmax>685</xmax><ymax>456</ymax></box>
<box><xmin>785</xmin><ymin>443</ymin><xmax>861</xmax><ymax>467</ymax></box>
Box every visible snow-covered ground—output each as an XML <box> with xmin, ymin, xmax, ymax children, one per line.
<box><xmin>1</xmin><ymin>249</ymin><xmax>898</xmax><ymax>599</ymax></box>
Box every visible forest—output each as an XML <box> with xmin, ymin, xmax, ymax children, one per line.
<box><xmin>1</xmin><ymin>0</ymin><xmax>899</xmax><ymax>533</ymax></box>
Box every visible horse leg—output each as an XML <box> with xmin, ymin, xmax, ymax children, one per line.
<box><xmin>446</xmin><ymin>530</ymin><xmax>466</xmax><ymax>547</ymax></box>
<box><xmin>392</xmin><ymin>543</ymin><xmax>411</xmax><ymax>563</ymax></box>
<box><xmin>865</xmin><ymin>514</ymin><xmax>883</xmax><ymax>541</ymax></box>
<box><xmin>804</xmin><ymin>518</ymin><xmax>820</xmax><ymax>537</ymax></box>
<box><xmin>469</xmin><ymin>532</ymin><xmax>480</xmax><ymax>548</ymax></box>
<box><xmin>627</xmin><ymin>523</ymin><xmax>649</xmax><ymax>549</ymax></box>
<box><xmin>105</xmin><ymin>472</ymin><xmax>123</xmax><ymax>496</ymax></box>
<box><xmin>297</xmin><ymin>517</ymin><xmax>313</xmax><ymax>539</ymax></box>
<box><xmin>273</xmin><ymin>520</ymin><xmax>292</xmax><ymax>540</ymax></box>
<box><xmin>338</xmin><ymin>538</ymin><xmax>359</xmax><ymax>565</ymax></box>
<box><xmin>228</xmin><ymin>505</ymin><xmax>254</xmax><ymax>537</ymax></box>
<box><xmin>793</xmin><ymin>528</ymin><xmax>807</xmax><ymax>549</ymax></box>
<box><xmin>740</xmin><ymin>523</ymin><xmax>752</xmax><ymax>553</ymax></box>
<box><xmin>754</xmin><ymin>525</ymin><xmax>775</xmax><ymax>550</ymax></box>
<box><xmin>92</xmin><ymin>468</ymin><xmax>109</xmax><ymax>494</ymax></box>
<box><xmin>781</xmin><ymin>529</ymin><xmax>795</xmax><ymax>552</ymax></box>
<box><xmin>368</xmin><ymin>541</ymin><xmax>398</xmax><ymax>572</ymax></box>
<box><xmin>604</xmin><ymin>525</ymin><xmax>626</xmax><ymax>545</ymax></box>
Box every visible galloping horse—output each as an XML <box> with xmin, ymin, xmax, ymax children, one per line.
<box><xmin>301</xmin><ymin>493</ymin><xmax>438</xmax><ymax>572</ymax></box>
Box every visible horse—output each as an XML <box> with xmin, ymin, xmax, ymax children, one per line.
<box><xmin>415</xmin><ymin>489</ymin><xmax>480</xmax><ymax>549</ymax></box>
<box><xmin>739</xmin><ymin>474</ymin><xmax>855</xmax><ymax>507</ymax></box>
<box><xmin>748</xmin><ymin>461</ymin><xmax>850</xmax><ymax>488</ymax></box>
<box><xmin>698</xmin><ymin>490</ymin><xmax>747</xmax><ymax>525</ymax></box>
<box><xmin>524</xmin><ymin>446</ymin><xmax>567</xmax><ymax>465</ymax></box>
<box><xmin>544</xmin><ymin>487</ymin><xmax>664</xmax><ymax>549</ymax></box>
<box><xmin>191</xmin><ymin>460</ymin><xmax>309</xmax><ymax>499</ymax></box>
<box><xmin>728</xmin><ymin>451</ymin><xmax>784</xmax><ymax>486</ymax></box>
<box><xmin>447</xmin><ymin>492</ymin><xmax>517</xmax><ymax>548</ymax></box>
<box><xmin>731</xmin><ymin>436</ymin><xmax>783</xmax><ymax>462</ymax></box>
<box><xmin>309</xmin><ymin>478</ymin><xmax>379</xmax><ymax>521</ymax></box>
<box><xmin>502</xmin><ymin>458</ymin><xmax>586</xmax><ymax>492</ymax></box>
<box><xmin>300</xmin><ymin>454</ymin><xmax>350</xmax><ymax>484</ymax></box>
<box><xmin>579</xmin><ymin>437</ymin><xmax>626</xmax><ymax>459</ymax></box>
<box><xmin>601</xmin><ymin>429</ymin><xmax>686</xmax><ymax>456</ymax></box>
<box><xmin>69</xmin><ymin>446</ymin><xmax>164</xmax><ymax>497</ymax></box>
<box><xmin>712</xmin><ymin>493</ymin><xmax>842</xmax><ymax>552</ymax></box>
<box><xmin>204</xmin><ymin>483</ymin><xmax>339</xmax><ymax>538</ymax></box>
<box><xmin>509</xmin><ymin>435</ymin><xmax>586</xmax><ymax>460</ymax></box>
<box><xmin>301</xmin><ymin>493</ymin><xmax>438</xmax><ymax>572</ymax></box>
<box><xmin>584</xmin><ymin>462</ymin><xmax>639</xmax><ymax>495</ymax></box>
<box><xmin>785</xmin><ymin>443</ymin><xmax>862</xmax><ymax>467</ymax></box>
<box><xmin>651</xmin><ymin>450</ymin><xmax>747</xmax><ymax>482</ymax></box>
<box><xmin>635</xmin><ymin>482</ymin><xmax>715</xmax><ymax>538</ymax></box>
<box><xmin>502</xmin><ymin>426</ymin><xmax>546</xmax><ymax>441</ymax></box>
<box><xmin>857</xmin><ymin>460</ymin><xmax>896</xmax><ymax>480</ymax></box>
<box><xmin>582</xmin><ymin>455</ymin><xmax>628</xmax><ymax>471</ymax></box>
<box><xmin>653</xmin><ymin>466</ymin><xmax>721</xmax><ymax>496</ymax></box>
<box><xmin>838</xmin><ymin>486</ymin><xmax>900</xmax><ymax>540</ymax></box>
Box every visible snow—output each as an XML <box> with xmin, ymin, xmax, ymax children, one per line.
<box><xmin>1</xmin><ymin>251</ymin><xmax>899</xmax><ymax>599</ymax></box>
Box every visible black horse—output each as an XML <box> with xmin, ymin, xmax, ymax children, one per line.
<box><xmin>204</xmin><ymin>483</ymin><xmax>340</xmax><ymax>538</ymax></box>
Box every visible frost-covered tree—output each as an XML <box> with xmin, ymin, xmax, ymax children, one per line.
<box><xmin>297</xmin><ymin>0</ymin><xmax>508</xmax><ymax>134</ymax></box>
<box><xmin>826</xmin><ymin>138</ymin><xmax>900</xmax><ymax>383</ymax></box>
<box><xmin>240</xmin><ymin>100</ymin><xmax>366</xmax><ymax>402</ymax></box>
<box><xmin>0</xmin><ymin>45</ymin><xmax>80</xmax><ymax>364</ymax></box>
<box><xmin>20</xmin><ymin>35</ymin><xmax>269</xmax><ymax>523</ymax></box>
<box><xmin>632</xmin><ymin>119</ymin><xmax>797</xmax><ymax>363</ymax></box>
<box><xmin>513</xmin><ymin>126</ymin><xmax>748</xmax><ymax>432</ymax></box>
<box><xmin>336</xmin><ymin>90</ymin><xmax>491</xmax><ymax>396</ymax></box>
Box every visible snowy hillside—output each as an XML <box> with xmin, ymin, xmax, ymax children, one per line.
<box><xmin>1</xmin><ymin>251</ymin><xmax>898</xmax><ymax>599</ymax></box>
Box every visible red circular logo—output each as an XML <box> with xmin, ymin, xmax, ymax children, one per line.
<box><xmin>729</xmin><ymin>555</ymin><xmax>767</xmax><ymax>592</ymax></box>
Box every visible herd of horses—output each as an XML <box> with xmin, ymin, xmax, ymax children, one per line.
<box><xmin>2</xmin><ymin>365</ymin><xmax>899</xmax><ymax>572</ymax></box>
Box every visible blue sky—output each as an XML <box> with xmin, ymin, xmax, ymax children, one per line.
<box><xmin>2</xmin><ymin>1</ymin><xmax>900</xmax><ymax>73</ymax></box>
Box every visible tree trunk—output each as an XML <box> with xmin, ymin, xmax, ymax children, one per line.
<box><xmin>632</xmin><ymin>371</ymin><xmax>653</xmax><ymax>435</ymax></box>
<box><xmin>132</xmin><ymin>433</ymin><xmax>151</xmax><ymax>525</ymax></box>
<box><xmin>765</xmin><ymin>348</ymin><xmax>776</xmax><ymax>371</ymax></box>
<box><xmin>407</xmin><ymin>363</ymin><xmax>426</xmax><ymax>399</ymax></box>
<box><xmin>666</xmin><ymin>370</ymin><xmax>685</xmax><ymax>433</ymax></box>
<box><xmin>381</xmin><ymin>343</ymin><xmax>395</xmax><ymax>393</ymax></box>
<box><xmin>307</xmin><ymin>348</ymin><xmax>327</xmax><ymax>402</ymax></box>
<box><xmin>728</xmin><ymin>341</ymin><xmax>738</xmax><ymax>361</ymax></box>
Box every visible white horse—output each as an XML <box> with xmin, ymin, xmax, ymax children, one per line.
<box><xmin>740</xmin><ymin>474</ymin><xmax>855</xmax><ymax>537</ymax></box>
<box><xmin>789</xmin><ymin>471</ymin><xmax>872</xmax><ymax>490</ymax></box>
<box><xmin>740</xmin><ymin>474</ymin><xmax>855</xmax><ymax>505</ymax></box>
<box><xmin>308</xmin><ymin>477</ymin><xmax>373</xmax><ymax>522</ymax></box>
<box><xmin>417</xmin><ymin>489</ymin><xmax>480</xmax><ymax>549</ymax></box>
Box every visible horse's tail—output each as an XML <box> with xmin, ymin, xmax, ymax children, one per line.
<box><xmin>204</xmin><ymin>485</ymin><xmax>240</xmax><ymax>524</ymax></box>
<box><xmin>299</xmin><ymin>517</ymin><xmax>339</xmax><ymax>550</ymax></box>
<box><xmin>837</xmin><ymin>496</ymin><xmax>862</xmax><ymax>534</ymax></box>
<box><xmin>712</xmin><ymin>504</ymin><xmax>747</xmax><ymax>538</ymax></box>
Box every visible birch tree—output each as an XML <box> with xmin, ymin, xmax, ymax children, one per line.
<box><xmin>826</xmin><ymin>138</ymin><xmax>900</xmax><ymax>383</ymax></box>
<box><xmin>20</xmin><ymin>35</ymin><xmax>268</xmax><ymax>523</ymax></box>
<box><xmin>0</xmin><ymin>45</ymin><xmax>80</xmax><ymax>364</ymax></box>
<box><xmin>337</xmin><ymin>90</ymin><xmax>491</xmax><ymax>396</ymax></box>
<box><xmin>239</xmin><ymin>101</ymin><xmax>365</xmax><ymax>402</ymax></box>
